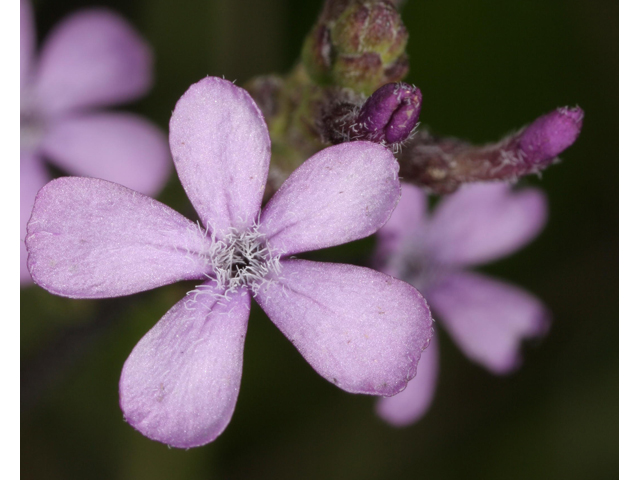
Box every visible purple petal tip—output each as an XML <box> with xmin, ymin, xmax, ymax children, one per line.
<box><xmin>519</xmin><ymin>106</ymin><xmax>584</xmax><ymax>164</ymax></box>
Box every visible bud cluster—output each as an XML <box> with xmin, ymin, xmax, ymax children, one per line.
<box><xmin>246</xmin><ymin>0</ymin><xmax>584</xmax><ymax>198</ymax></box>
<box><xmin>302</xmin><ymin>0</ymin><xmax>409</xmax><ymax>95</ymax></box>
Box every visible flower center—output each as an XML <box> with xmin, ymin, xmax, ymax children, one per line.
<box><xmin>202</xmin><ymin>225</ymin><xmax>281</xmax><ymax>295</ymax></box>
<box><xmin>391</xmin><ymin>237</ymin><xmax>446</xmax><ymax>293</ymax></box>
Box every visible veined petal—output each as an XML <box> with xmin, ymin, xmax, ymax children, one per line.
<box><xmin>260</xmin><ymin>142</ymin><xmax>400</xmax><ymax>256</ymax></box>
<box><xmin>373</xmin><ymin>182</ymin><xmax>427</xmax><ymax>276</ymax></box>
<box><xmin>34</xmin><ymin>9</ymin><xmax>152</xmax><ymax>116</ymax></box>
<box><xmin>120</xmin><ymin>287</ymin><xmax>250</xmax><ymax>448</ymax></box>
<box><xmin>426</xmin><ymin>183</ymin><xmax>547</xmax><ymax>268</ymax></box>
<box><xmin>169</xmin><ymin>77</ymin><xmax>270</xmax><ymax>235</ymax></box>
<box><xmin>255</xmin><ymin>259</ymin><xmax>432</xmax><ymax>396</ymax></box>
<box><xmin>428</xmin><ymin>271</ymin><xmax>550</xmax><ymax>374</ymax></box>
<box><xmin>26</xmin><ymin>177</ymin><xmax>208</xmax><ymax>298</ymax></box>
<box><xmin>41</xmin><ymin>112</ymin><xmax>171</xmax><ymax>196</ymax></box>
<box><xmin>21</xmin><ymin>151</ymin><xmax>50</xmax><ymax>284</ymax></box>
<box><xmin>21</xmin><ymin>0</ymin><xmax>35</xmax><ymax>87</ymax></box>
<box><xmin>376</xmin><ymin>332</ymin><xmax>439</xmax><ymax>427</ymax></box>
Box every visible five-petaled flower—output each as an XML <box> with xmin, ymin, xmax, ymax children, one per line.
<box><xmin>20</xmin><ymin>0</ymin><xmax>171</xmax><ymax>284</ymax></box>
<box><xmin>26</xmin><ymin>77</ymin><xmax>433</xmax><ymax>448</ymax></box>
<box><xmin>374</xmin><ymin>182</ymin><xmax>550</xmax><ymax>426</ymax></box>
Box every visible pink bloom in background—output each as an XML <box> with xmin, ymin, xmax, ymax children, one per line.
<box><xmin>374</xmin><ymin>182</ymin><xmax>550</xmax><ymax>426</ymax></box>
<box><xmin>20</xmin><ymin>0</ymin><xmax>171</xmax><ymax>284</ymax></box>
<box><xmin>26</xmin><ymin>77</ymin><xmax>433</xmax><ymax>448</ymax></box>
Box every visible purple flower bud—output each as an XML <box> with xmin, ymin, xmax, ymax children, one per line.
<box><xmin>518</xmin><ymin>106</ymin><xmax>584</xmax><ymax>165</ymax></box>
<box><xmin>357</xmin><ymin>82</ymin><xmax>422</xmax><ymax>144</ymax></box>
<box><xmin>397</xmin><ymin>106</ymin><xmax>584</xmax><ymax>194</ymax></box>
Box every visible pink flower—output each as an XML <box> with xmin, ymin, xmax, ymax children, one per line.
<box><xmin>26</xmin><ymin>77</ymin><xmax>433</xmax><ymax>448</ymax></box>
<box><xmin>20</xmin><ymin>0</ymin><xmax>171</xmax><ymax>284</ymax></box>
<box><xmin>374</xmin><ymin>182</ymin><xmax>550</xmax><ymax>426</ymax></box>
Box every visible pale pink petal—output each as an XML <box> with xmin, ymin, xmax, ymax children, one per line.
<box><xmin>21</xmin><ymin>0</ymin><xmax>35</xmax><ymax>87</ymax></box>
<box><xmin>21</xmin><ymin>151</ymin><xmax>50</xmax><ymax>284</ymax></box>
<box><xmin>120</xmin><ymin>287</ymin><xmax>250</xmax><ymax>448</ymax></box>
<box><xmin>260</xmin><ymin>142</ymin><xmax>400</xmax><ymax>256</ymax></box>
<box><xmin>373</xmin><ymin>182</ymin><xmax>427</xmax><ymax>276</ymax></box>
<box><xmin>34</xmin><ymin>9</ymin><xmax>152</xmax><ymax>116</ymax></box>
<box><xmin>169</xmin><ymin>77</ymin><xmax>270</xmax><ymax>234</ymax></box>
<box><xmin>376</xmin><ymin>332</ymin><xmax>439</xmax><ymax>427</ymax></box>
<box><xmin>255</xmin><ymin>259</ymin><xmax>432</xmax><ymax>396</ymax></box>
<box><xmin>26</xmin><ymin>177</ymin><xmax>208</xmax><ymax>298</ymax></box>
<box><xmin>41</xmin><ymin>112</ymin><xmax>171</xmax><ymax>196</ymax></box>
<box><xmin>428</xmin><ymin>271</ymin><xmax>550</xmax><ymax>374</ymax></box>
<box><xmin>426</xmin><ymin>183</ymin><xmax>548</xmax><ymax>267</ymax></box>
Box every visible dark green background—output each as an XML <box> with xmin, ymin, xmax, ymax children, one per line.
<box><xmin>21</xmin><ymin>1</ymin><xmax>618</xmax><ymax>478</ymax></box>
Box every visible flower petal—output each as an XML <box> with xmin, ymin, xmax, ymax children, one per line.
<box><xmin>373</xmin><ymin>182</ymin><xmax>427</xmax><ymax>276</ymax></box>
<box><xmin>26</xmin><ymin>177</ymin><xmax>208</xmax><ymax>298</ymax></box>
<box><xmin>21</xmin><ymin>151</ymin><xmax>50</xmax><ymax>284</ymax></box>
<box><xmin>428</xmin><ymin>271</ymin><xmax>550</xmax><ymax>374</ymax></box>
<box><xmin>169</xmin><ymin>77</ymin><xmax>270</xmax><ymax>234</ymax></box>
<box><xmin>41</xmin><ymin>112</ymin><xmax>171</xmax><ymax>196</ymax></box>
<box><xmin>255</xmin><ymin>259</ymin><xmax>432</xmax><ymax>396</ymax></box>
<box><xmin>376</xmin><ymin>332</ymin><xmax>439</xmax><ymax>427</ymax></box>
<box><xmin>21</xmin><ymin>0</ymin><xmax>35</xmax><ymax>87</ymax></box>
<box><xmin>260</xmin><ymin>142</ymin><xmax>400</xmax><ymax>256</ymax></box>
<box><xmin>120</xmin><ymin>287</ymin><xmax>250</xmax><ymax>448</ymax></box>
<box><xmin>426</xmin><ymin>183</ymin><xmax>547</xmax><ymax>267</ymax></box>
<box><xmin>34</xmin><ymin>9</ymin><xmax>152</xmax><ymax>115</ymax></box>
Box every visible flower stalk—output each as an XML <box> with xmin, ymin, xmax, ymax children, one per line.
<box><xmin>397</xmin><ymin>107</ymin><xmax>584</xmax><ymax>194</ymax></box>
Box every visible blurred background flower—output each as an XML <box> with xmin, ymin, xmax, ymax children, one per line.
<box><xmin>21</xmin><ymin>1</ymin><xmax>617</xmax><ymax>479</ymax></box>
<box><xmin>20</xmin><ymin>0</ymin><xmax>171</xmax><ymax>284</ymax></box>
<box><xmin>374</xmin><ymin>183</ymin><xmax>550</xmax><ymax>426</ymax></box>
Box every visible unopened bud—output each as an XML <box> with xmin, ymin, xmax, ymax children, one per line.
<box><xmin>357</xmin><ymin>82</ymin><xmax>421</xmax><ymax>144</ymax></box>
<box><xmin>332</xmin><ymin>2</ymin><xmax>406</xmax><ymax>62</ymax></box>
<box><xmin>319</xmin><ymin>82</ymin><xmax>421</xmax><ymax>150</ymax></box>
<box><xmin>518</xmin><ymin>106</ymin><xmax>584</xmax><ymax>165</ymax></box>
<box><xmin>398</xmin><ymin>106</ymin><xmax>584</xmax><ymax>194</ymax></box>
<box><xmin>302</xmin><ymin>1</ymin><xmax>409</xmax><ymax>94</ymax></box>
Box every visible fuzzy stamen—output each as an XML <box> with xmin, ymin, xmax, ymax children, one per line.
<box><xmin>199</xmin><ymin>224</ymin><xmax>282</xmax><ymax>297</ymax></box>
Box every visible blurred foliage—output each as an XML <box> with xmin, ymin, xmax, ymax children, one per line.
<box><xmin>22</xmin><ymin>0</ymin><xmax>617</xmax><ymax>479</ymax></box>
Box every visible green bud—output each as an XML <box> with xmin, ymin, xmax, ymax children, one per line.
<box><xmin>302</xmin><ymin>1</ymin><xmax>409</xmax><ymax>95</ymax></box>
